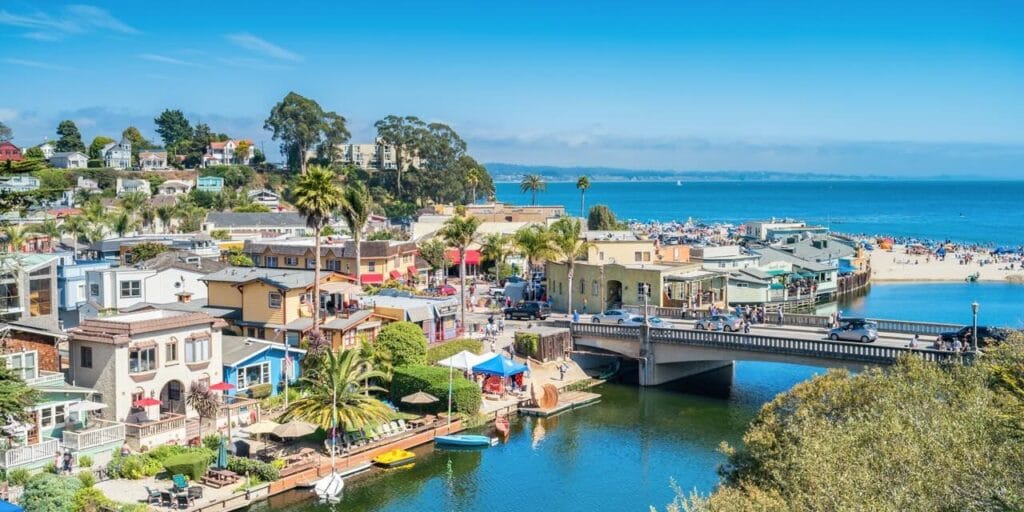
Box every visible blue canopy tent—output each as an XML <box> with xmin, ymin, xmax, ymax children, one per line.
<box><xmin>472</xmin><ymin>355</ymin><xmax>528</xmax><ymax>377</ymax></box>
<box><xmin>0</xmin><ymin>501</ymin><xmax>24</xmax><ymax>512</ymax></box>
<box><xmin>838</xmin><ymin>260</ymin><xmax>857</xmax><ymax>276</ymax></box>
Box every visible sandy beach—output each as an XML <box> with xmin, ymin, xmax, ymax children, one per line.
<box><xmin>869</xmin><ymin>244</ymin><xmax>1023</xmax><ymax>282</ymax></box>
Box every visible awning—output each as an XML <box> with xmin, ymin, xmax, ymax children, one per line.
<box><xmin>407</xmin><ymin>306</ymin><xmax>433</xmax><ymax>323</ymax></box>
<box><xmin>360</xmin><ymin>273</ymin><xmax>384</xmax><ymax>285</ymax></box>
<box><xmin>389</xmin><ymin>270</ymin><xmax>402</xmax><ymax>280</ymax></box>
<box><xmin>437</xmin><ymin>350</ymin><xmax>496</xmax><ymax>371</ymax></box>
<box><xmin>321</xmin><ymin>281</ymin><xmax>362</xmax><ymax>295</ymax></box>
<box><xmin>407</xmin><ymin>266</ymin><xmax>418</xmax><ymax>274</ymax></box>
<box><xmin>472</xmin><ymin>355</ymin><xmax>528</xmax><ymax>377</ymax></box>
<box><xmin>446</xmin><ymin>249</ymin><xmax>481</xmax><ymax>265</ymax></box>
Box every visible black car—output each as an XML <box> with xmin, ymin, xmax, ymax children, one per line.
<box><xmin>504</xmin><ymin>301</ymin><xmax>551</xmax><ymax>320</ymax></box>
<box><xmin>937</xmin><ymin>326</ymin><xmax>1010</xmax><ymax>348</ymax></box>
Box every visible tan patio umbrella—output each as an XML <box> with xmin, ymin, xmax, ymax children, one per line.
<box><xmin>273</xmin><ymin>420</ymin><xmax>317</xmax><ymax>438</ymax></box>
<box><xmin>400</xmin><ymin>391</ymin><xmax>440</xmax><ymax>405</ymax></box>
<box><xmin>244</xmin><ymin>420</ymin><xmax>280</xmax><ymax>435</ymax></box>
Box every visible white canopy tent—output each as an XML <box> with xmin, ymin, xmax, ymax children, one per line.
<box><xmin>436</xmin><ymin>351</ymin><xmax>497</xmax><ymax>371</ymax></box>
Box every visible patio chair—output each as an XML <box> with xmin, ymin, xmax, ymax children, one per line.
<box><xmin>390</xmin><ymin>421</ymin><xmax>401</xmax><ymax>433</ymax></box>
<box><xmin>188</xmin><ymin>486</ymin><xmax>203</xmax><ymax>502</ymax></box>
<box><xmin>160</xmin><ymin>490</ymin><xmax>174</xmax><ymax>507</ymax></box>
<box><xmin>398</xmin><ymin>419</ymin><xmax>409</xmax><ymax>431</ymax></box>
<box><xmin>172</xmin><ymin>474</ymin><xmax>189</xmax><ymax>492</ymax></box>
<box><xmin>144</xmin><ymin>486</ymin><xmax>162</xmax><ymax>505</ymax></box>
<box><xmin>380</xmin><ymin>422</ymin><xmax>393</xmax><ymax>437</ymax></box>
<box><xmin>176</xmin><ymin>493</ymin><xmax>190</xmax><ymax>509</ymax></box>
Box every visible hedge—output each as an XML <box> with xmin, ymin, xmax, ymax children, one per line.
<box><xmin>226</xmin><ymin>456</ymin><xmax>279</xmax><ymax>482</ymax></box>
<box><xmin>376</xmin><ymin>322</ymin><xmax>428</xmax><ymax>366</ymax></box>
<box><xmin>247</xmin><ymin>383</ymin><xmax>272</xmax><ymax>399</ymax></box>
<box><xmin>514</xmin><ymin>332</ymin><xmax>540</xmax><ymax>359</ymax></box>
<box><xmin>427</xmin><ymin>339</ymin><xmax>483</xmax><ymax>364</ymax></box>
<box><xmin>390</xmin><ymin>365</ymin><xmax>481</xmax><ymax>414</ymax></box>
<box><xmin>163</xmin><ymin>453</ymin><xmax>209</xmax><ymax>481</ymax></box>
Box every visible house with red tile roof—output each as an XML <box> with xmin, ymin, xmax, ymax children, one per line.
<box><xmin>203</xmin><ymin>139</ymin><xmax>255</xmax><ymax>167</ymax></box>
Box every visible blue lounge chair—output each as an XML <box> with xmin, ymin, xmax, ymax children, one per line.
<box><xmin>172</xmin><ymin>474</ymin><xmax>188</xmax><ymax>492</ymax></box>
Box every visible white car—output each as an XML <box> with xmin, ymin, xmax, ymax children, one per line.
<box><xmin>592</xmin><ymin>310</ymin><xmax>631</xmax><ymax>324</ymax></box>
<box><xmin>622</xmin><ymin>315</ymin><xmax>669</xmax><ymax>327</ymax></box>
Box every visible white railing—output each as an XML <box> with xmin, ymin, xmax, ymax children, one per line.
<box><xmin>124</xmin><ymin>413</ymin><xmax>186</xmax><ymax>440</ymax></box>
<box><xmin>63</xmin><ymin>421</ymin><xmax>125</xmax><ymax>451</ymax></box>
<box><xmin>2</xmin><ymin>438</ymin><xmax>59</xmax><ymax>469</ymax></box>
<box><xmin>24</xmin><ymin>371</ymin><xmax>65</xmax><ymax>387</ymax></box>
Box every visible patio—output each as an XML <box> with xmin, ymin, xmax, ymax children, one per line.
<box><xmin>95</xmin><ymin>474</ymin><xmax>245</xmax><ymax>511</ymax></box>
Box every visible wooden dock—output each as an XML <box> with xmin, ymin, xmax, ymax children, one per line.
<box><xmin>518</xmin><ymin>391</ymin><xmax>601</xmax><ymax>417</ymax></box>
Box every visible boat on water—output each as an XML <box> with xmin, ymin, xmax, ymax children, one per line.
<box><xmin>435</xmin><ymin>434</ymin><xmax>497</xmax><ymax>447</ymax></box>
<box><xmin>313</xmin><ymin>472</ymin><xmax>344</xmax><ymax>503</ymax></box>
<box><xmin>373</xmin><ymin>449</ymin><xmax>416</xmax><ymax>468</ymax></box>
<box><xmin>676</xmin><ymin>180</ymin><xmax>682</xmax><ymax>186</ymax></box>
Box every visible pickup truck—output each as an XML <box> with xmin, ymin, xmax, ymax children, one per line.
<box><xmin>503</xmin><ymin>301</ymin><xmax>551</xmax><ymax>320</ymax></box>
<box><xmin>937</xmin><ymin>326</ymin><xmax>1011</xmax><ymax>348</ymax></box>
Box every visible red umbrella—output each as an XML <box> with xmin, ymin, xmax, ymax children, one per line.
<box><xmin>133</xmin><ymin>398</ymin><xmax>161</xmax><ymax>407</ymax></box>
<box><xmin>209</xmin><ymin>382</ymin><xmax>235</xmax><ymax>391</ymax></box>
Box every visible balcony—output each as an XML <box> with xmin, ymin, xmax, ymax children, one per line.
<box><xmin>24</xmin><ymin>370</ymin><xmax>65</xmax><ymax>387</ymax></box>
<box><xmin>1</xmin><ymin>437</ymin><xmax>59</xmax><ymax>469</ymax></box>
<box><xmin>124</xmin><ymin>413</ymin><xmax>187</xmax><ymax>449</ymax></box>
<box><xmin>63</xmin><ymin>420</ymin><xmax>125</xmax><ymax>452</ymax></box>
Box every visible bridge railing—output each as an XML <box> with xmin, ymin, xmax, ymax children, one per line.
<box><xmin>619</xmin><ymin>307</ymin><xmax>961</xmax><ymax>335</ymax></box>
<box><xmin>568</xmin><ymin>322</ymin><xmax>968</xmax><ymax>365</ymax></box>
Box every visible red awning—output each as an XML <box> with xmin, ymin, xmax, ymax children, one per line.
<box><xmin>133</xmin><ymin>398</ymin><xmax>161</xmax><ymax>407</ymax></box>
<box><xmin>360</xmin><ymin>273</ymin><xmax>384</xmax><ymax>284</ymax></box>
<box><xmin>446</xmin><ymin>249</ymin><xmax>481</xmax><ymax>265</ymax></box>
<box><xmin>389</xmin><ymin>270</ymin><xmax>402</xmax><ymax>280</ymax></box>
<box><xmin>407</xmin><ymin>266</ymin><xmax>418</xmax><ymax>274</ymax></box>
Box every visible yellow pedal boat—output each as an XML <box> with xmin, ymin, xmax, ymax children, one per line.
<box><xmin>373</xmin><ymin>449</ymin><xmax>416</xmax><ymax>468</ymax></box>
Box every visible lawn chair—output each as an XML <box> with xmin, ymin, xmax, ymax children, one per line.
<box><xmin>380</xmin><ymin>422</ymin><xmax>393</xmax><ymax>437</ymax></box>
<box><xmin>172</xmin><ymin>474</ymin><xmax>189</xmax><ymax>492</ymax></box>
<box><xmin>398</xmin><ymin>419</ymin><xmax>409</xmax><ymax>431</ymax></box>
<box><xmin>176</xmin><ymin>493</ymin><xmax>190</xmax><ymax>509</ymax></box>
<box><xmin>187</xmin><ymin>486</ymin><xmax>203</xmax><ymax>503</ymax></box>
<box><xmin>144</xmin><ymin>486</ymin><xmax>162</xmax><ymax>505</ymax></box>
<box><xmin>390</xmin><ymin>421</ymin><xmax>401</xmax><ymax>433</ymax></box>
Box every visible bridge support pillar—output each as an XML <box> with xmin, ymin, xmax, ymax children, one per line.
<box><xmin>642</xmin><ymin>359</ymin><xmax>734</xmax><ymax>387</ymax></box>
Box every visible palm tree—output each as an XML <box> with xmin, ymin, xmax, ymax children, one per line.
<box><xmin>481</xmin><ymin>233</ymin><xmax>513</xmax><ymax>285</ymax></box>
<box><xmin>185</xmin><ymin>382</ymin><xmax>221</xmax><ymax>442</ymax></box>
<box><xmin>576</xmin><ymin>176</ymin><xmax>591</xmax><ymax>217</ymax></box>
<box><xmin>83</xmin><ymin>224</ymin><xmax>108</xmax><ymax>244</ymax></box>
<box><xmin>280</xmin><ymin>348</ymin><xmax>392</xmax><ymax>431</ymax></box>
<box><xmin>81</xmin><ymin>199</ymin><xmax>107</xmax><ymax>225</ymax></box>
<box><xmin>1</xmin><ymin>225</ymin><xmax>30</xmax><ymax>253</ymax></box>
<box><xmin>519</xmin><ymin>174</ymin><xmax>546</xmax><ymax>206</ymax></box>
<box><xmin>140</xmin><ymin>208</ymin><xmax>155</xmax><ymax>233</ymax></box>
<box><xmin>416</xmin><ymin>238</ymin><xmax>451</xmax><ymax>288</ymax></box>
<box><xmin>108</xmin><ymin>210</ymin><xmax>137</xmax><ymax>238</ymax></box>
<box><xmin>155</xmin><ymin>206</ymin><xmax>174</xmax><ymax>233</ymax></box>
<box><xmin>514</xmin><ymin>224</ymin><xmax>555</xmax><ymax>279</ymax></box>
<box><xmin>339</xmin><ymin>182</ymin><xmax>372</xmax><ymax>283</ymax></box>
<box><xmin>466</xmin><ymin>168</ymin><xmax>481</xmax><ymax>204</ymax></box>
<box><xmin>31</xmin><ymin>219</ymin><xmax>61</xmax><ymax>252</ymax></box>
<box><xmin>291</xmin><ymin>166</ymin><xmax>344</xmax><ymax>330</ymax></box>
<box><xmin>119</xmin><ymin>192</ymin><xmax>148</xmax><ymax>219</ymax></box>
<box><xmin>62</xmin><ymin>215</ymin><xmax>89</xmax><ymax>256</ymax></box>
<box><xmin>439</xmin><ymin>213</ymin><xmax>481</xmax><ymax>332</ymax></box>
<box><xmin>549</xmin><ymin>217</ymin><xmax>592</xmax><ymax>316</ymax></box>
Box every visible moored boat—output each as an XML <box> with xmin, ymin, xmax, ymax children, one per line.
<box><xmin>435</xmin><ymin>434</ymin><xmax>496</xmax><ymax>447</ymax></box>
<box><xmin>313</xmin><ymin>472</ymin><xmax>344</xmax><ymax>503</ymax></box>
<box><xmin>373</xmin><ymin>449</ymin><xmax>416</xmax><ymax>468</ymax></box>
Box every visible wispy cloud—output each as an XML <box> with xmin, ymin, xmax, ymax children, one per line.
<box><xmin>0</xmin><ymin>4</ymin><xmax>137</xmax><ymax>41</ymax></box>
<box><xmin>225</xmin><ymin>33</ymin><xmax>302</xmax><ymax>62</ymax></box>
<box><xmin>4</xmin><ymin>58</ymin><xmax>72</xmax><ymax>71</ymax></box>
<box><xmin>138</xmin><ymin>54</ymin><xmax>203</xmax><ymax>67</ymax></box>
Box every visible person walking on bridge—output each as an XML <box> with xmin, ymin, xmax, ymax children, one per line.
<box><xmin>777</xmin><ymin>306</ymin><xmax>785</xmax><ymax>326</ymax></box>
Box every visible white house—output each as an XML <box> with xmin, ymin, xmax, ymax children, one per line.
<box><xmin>246</xmin><ymin>188</ymin><xmax>279</xmax><ymax>208</ymax></box>
<box><xmin>50</xmin><ymin>151</ymin><xmax>89</xmax><ymax>169</ymax></box>
<box><xmin>157</xmin><ymin>179</ymin><xmax>193</xmax><ymax>196</ymax></box>
<box><xmin>690</xmin><ymin>246</ymin><xmax>761</xmax><ymax>271</ymax></box>
<box><xmin>84</xmin><ymin>251</ymin><xmax>229</xmax><ymax>313</ymax></box>
<box><xmin>115</xmin><ymin>178</ymin><xmax>151</xmax><ymax>197</ymax></box>
<box><xmin>138</xmin><ymin>150</ymin><xmax>169</xmax><ymax>170</ymax></box>
<box><xmin>102</xmin><ymin>137</ymin><xmax>132</xmax><ymax>170</ymax></box>
<box><xmin>38</xmin><ymin>142</ymin><xmax>55</xmax><ymax>159</ymax></box>
<box><xmin>76</xmin><ymin>176</ymin><xmax>101</xmax><ymax>193</ymax></box>
<box><xmin>203</xmin><ymin>139</ymin><xmax>255</xmax><ymax>167</ymax></box>
<box><xmin>0</xmin><ymin>175</ymin><xmax>41</xmax><ymax>193</ymax></box>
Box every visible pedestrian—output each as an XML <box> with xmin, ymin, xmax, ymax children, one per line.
<box><xmin>582</xmin><ymin>298</ymin><xmax>588</xmax><ymax>314</ymax></box>
<box><xmin>62</xmin><ymin>450</ymin><xmax>73</xmax><ymax>474</ymax></box>
<box><xmin>953</xmin><ymin>338</ymin><xmax>962</xmax><ymax>352</ymax></box>
<box><xmin>909</xmin><ymin>334</ymin><xmax>919</xmax><ymax>348</ymax></box>
<box><xmin>572</xmin><ymin>309</ymin><xmax>580</xmax><ymax>323</ymax></box>
<box><xmin>558</xmin><ymin>362</ymin><xmax>568</xmax><ymax>381</ymax></box>
<box><xmin>54</xmin><ymin>450</ymin><xmax>63</xmax><ymax>474</ymax></box>
<box><xmin>490</xmin><ymin>339</ymin><xmax>496</xmax><ymax>353</ymax></box>
<box><xmin>743</xmin><ymin>320</ymin><xmax>751</xmax><ymax>334</ymax></box>
<box><xmin>505</xmin><ymin>296</ymin><xmax>512</xmax><ymax>308</ymax></box>
<box><xmin>498</xmin><ymin>317</ymin><xmax>505</xmax><ymax>333</ymax></box>
<box><xmin>828</xmin><ymin>312</ymin><xmax>836</xmax><ymax>329</ymax></box>
<box><xmin>488</xmin><ymin>314</ymin><xmax>495</xmax><ymax>329</ymax></box>
<box><xmin>777</xmin><ymin>306</ymin><xmax>784</xmax><ymax>326</ymax></box>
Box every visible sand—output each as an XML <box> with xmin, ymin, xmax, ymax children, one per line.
<box><xmin>869</xmin><ymin>245</ymin><xmax>1021</xmax><ymax>282</ymax></box>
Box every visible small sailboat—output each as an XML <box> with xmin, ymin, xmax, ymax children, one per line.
<box><xmin>313</xmin><ymin>381</ymin><xmax>344</xmax><ymax>503</ymax></box>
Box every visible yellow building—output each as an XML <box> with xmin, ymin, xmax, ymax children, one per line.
<box><xmin>243</xmin><ymin>238</ymin><xmax>422</xmax><ymax>285</ymax></box>
<box><xmin>584</xmin><ymin>231</ymin><xmax>658</xmax><ymax>264</ymax></box>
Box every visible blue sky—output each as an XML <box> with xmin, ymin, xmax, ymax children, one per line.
<box><xmin>2</xmin><ymin>0</ymin><xmax>1023</xmax><ymax>176</ymax></box>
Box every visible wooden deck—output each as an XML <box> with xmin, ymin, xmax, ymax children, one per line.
<box><xmin>519</xmin><ymin>391</ymin><xmax>601</xmax><ymax>417</ymax></box>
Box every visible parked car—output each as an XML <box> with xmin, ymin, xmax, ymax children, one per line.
<box><xmin>504</xmin><ymin>301</ymin><xmax>551</xmax><ymax>320</ymax></box>
<box><xmin>828</xmin><ymin>320</ymin><xmax>878</xmax><ymax>343</ymax></box>
<box><xmin>592</xmin><ymin>309</ymin><xmax>632</xmax><ymax>324</ymax></box>
<box><xmin>695</xmin><ymin>314</ymin><xmax>743</xmax><ymax>332</ymax></box>
<box><xmin>937</xmin><ymin>326</ymin><xmax>1011</xmax><ymax>348</ymax></box>
<box><xmin>622</xmin><ymin>315</ymin><xmax>669</xmax><ymax>327</ymax></box>
<box><xmin>429</xmin><ymin>284</ymin><xmax>457</xmax><ymax>296</ymax></box>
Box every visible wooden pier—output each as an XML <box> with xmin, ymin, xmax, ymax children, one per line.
<box><xmin>519</xmin><ymin>391</ymin><xmax>601</xmax><ymax>417</ymax></box>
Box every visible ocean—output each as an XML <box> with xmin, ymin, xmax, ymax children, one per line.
<box><xmin>494</xmin><ymin>180</ymin><xmax>1024</xmax><ymax>246</ymax></box>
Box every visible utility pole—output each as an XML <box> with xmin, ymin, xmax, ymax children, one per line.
<box><xmin>971</xmin><ymin>302</ymin><xmax>979</xmax><ymax>352</ymax></box>
<box><xmin>639</xmin><ymin>283</ymin><xmax>653</xmax><ymax>386</ymax></box>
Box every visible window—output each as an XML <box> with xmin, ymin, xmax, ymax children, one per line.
<box><xmin>166</xmin><ymin>339</ymin><xmax>178</xmax><ymax>362</ymax></box>
<box><xmin>265</xmin><ymin>256</ymin><xmax>279</xmax><ymax>268</ymax></box>
<box><xmin>268</xmin><ymin>292</ymin><xmax>282</xmax><ymax>309</ymax></box>
<box><xmin>55</xmin><ymin>405</ymin><xmax>65</xmax><ymax>425</ymax></box>
<box><xmin>80</xmin><ymin>346</ymin><xmax>93</xmax><ymax>369</ymax></box>
<box><xmin>185</xmin><ymin>336</ymin><xmax>210</xmax><ymax>363</ymax></box>
<box><xmin>306</xmin><ymin>258</ymin><xmax>316</xmax><ymax>269</ymax></box>
<box><xmin>119</xmin><ymin>280</ymin><xmax>141</xmax><ymax>298</ymax></box>
<box><xmin>41</xmin><ymin>407</ymin><xmax>52</xmax><ymax>428</ymax></box>
<box><xmin>285</xmin><ymin>257</ymin><xmax>298</xmax><ymax>266</ymax></box>
<box><xmin>129</xmin><ymin>348</ymin><xmax>156</xmax><ymax>373</ymax></box>
<box><xmin>599</xmin><ymin>251</ymin><xmax>605</xmax><ymax>261</ymax></box>
<box><xmin>29</xmin><ymin>277</ymin><xmax>52</xmax><ymax>315</ymax></box>
<box><xmin>238</xmin><ymin>362</ymin><xmax>270</xmax><ymax>389</ymax></box>
<box><xmin>252</xmin><ymin>255</ymin><xmax>261</xmax><ymax>266</ymax></box>
<box><xmin>286</xmin><ymin>331</ymin><xmax>300</xmax><ymax>346</ymax></box>
<box><xmin>580</xmin><ymin>280</ymin><xmax>586</xmax><ymax>293</ymax></box>
<box><xmin>368</xmin><ymin>261</ymin><xmax>376</xmax><ymax>272</ymax></box>
<box><xmin>167</xmin><ymin>381</ymin><xmax>182</xmax><ymax>401</ymax></box>
<box><xmin>592</xmin><ymin>280</ymin><xmax>598</xmax><ymax>296</ymax></box>
<box><xmin>643</xmin><ymin>252</ymin><xmax>651</xmax><ymax>262</ymax></box>
<box><xmin>634</xmin><ymin>252</ymin><xmax>642</xmax><ymax>262</ymax></box>
<box><xmin>4</xmin><ymin>351</ymin><xmax>37</xmax><ymax>380</ymax></box>
<box><xmin>326</xmin><ymin>260</ymin><xmax>340</xmax><ymax>271</ymax></box>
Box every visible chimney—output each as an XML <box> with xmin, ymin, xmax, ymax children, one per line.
<box><xmin>176</xmin><ymin>292</ymin><xmax>193</xmax><ymax>304</ymax></box>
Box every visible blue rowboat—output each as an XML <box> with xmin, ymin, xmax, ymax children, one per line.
<box><xmin>435</xmin><ymin>434</ymin><xmax>496</xmax><ymax>447</ymax></box>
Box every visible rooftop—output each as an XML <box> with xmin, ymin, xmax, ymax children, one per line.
<box><xmin>222</xmin><ymin>335</ymin><xmax>305</xmax><ymax>366</ymax></box>
<box><xmin>200</xmin><ymin>266</ymin><xmax>320</xmax><ymax>289</ymax></box>
<box><xmin>205</xmin><ymin>212</ymin><xmax>306</xmax><ymax>228</ymax></box>
<box><xmin>71</xmin><ymin>308</ymin><xmax>227</xmax><ymax>344</ymax></box>
<box><xmin>137</xmin><ymin>251</ymin><xmax>231</xmax><ymax>274</ymax></box>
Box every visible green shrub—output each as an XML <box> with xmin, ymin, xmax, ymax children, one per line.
<box><xmin>72</xmin><ymin>486</ymin><xmax>112</xmax><ymax>512</ymax></box>
<box><xmin>247</xmin><ymin>383</ymin><xmax>272</xmax><ymax>399</ymax></box>
<box><xmin>390</xmin><ymin>365</ymin><xmax>482</xmax><ymax>414</ymax></box>
<box><xmin>78</xmin><ymin>454</ymin><xmax>93</xmax><ymax>468</ymax></box>
<box><xmin>162</xmin><ymin>452</ymin><xmax>210</xmax><ymax>481</ymax></box>
<box><xmin>43</xmin><ymin>462</ymin><xmax>57</xmax><ymax>474</ymax></box>
<box><xmin>76</xmin><ymin>470</ymin><xmax>96</xmax><ymax>488</ymax></box>
<box><xmin>427</xmin><ymin>339</ymin><xmax>483</xmax><ymax>364</ymax></box>
<box><xmin>22</xmin><ymin>473</ymin><xmax>82</xmax><ymax>511</ymax></box>
<box><xmin>226</xmin><ymin>456</ymin><xmax>279</xmax><ymax>481</ymax></box>
<box><xmin>203</xmin><ymin>434</ymin><xmax>222</xmax><ymax>452</ymax></box>
<box><xmin>8</xmin><ymin>468</ymin><xmax>30</xmax><ymax>486</ymax></box>
<box><xmin>514</xmin><ymin>332</ymin><xmax>540</xmax><ymax>358</ymax></box>
<box><xmin>376</xmin><ymin>322</ymin><xmax>428</xmax><ymax>366</ymax></box>
<box><xmin>270</xmin><ymin>459</ymin><xmax>285</xmax><ymax>470</ymax></box>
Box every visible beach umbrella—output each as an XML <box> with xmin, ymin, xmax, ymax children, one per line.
<box><xmin>209</xmin><ymin>382</ymin><xmax>235</xmax><ymax>392</ymax></box>
<box><xmin>243</xmin><ymin>420</ymin><xmax>280</xmax><ymax>435</ymax></box>
<box><xmin>216</xmin><ymin>435</ymin><xmax>229</xmax><ymax>469</ymax></box>
<box><xmin>273</xmin><ymin>420</ymin><xmax>317</xmax><ymax>439</ymax></box>
<box><xmin>68</xmin><ymin>400</ymin><xmax>107</xmax><ymax>428</ymax></box>
<box><xmin>133</xmin><ymin>397</ymin><xmax>161</xmax><ymax>407</ymax></box>
<box><xmin>401</xmin><ymin>391</ymin><xmax>440</xmax><ymax>405</ymax></box>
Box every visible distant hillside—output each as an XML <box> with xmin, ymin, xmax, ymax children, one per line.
<box><xmin>484</xmin><ymin>163</ymin><xmax>888</xmax><ymax>182</ymax></box>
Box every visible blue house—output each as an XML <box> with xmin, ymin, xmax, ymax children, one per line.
<box><xmin>222</xmin><ymin>336</ymin><xmax>305</xmax><ymax>397</ymax></box>
<box><xmin>56</xmin><ymin>254</ymin><xmax>112</xmax><ymax>328</ymax></box>
<box><xmin>197</xmin><ymin>176</ymin><xmax>225</xmax><ymax>193</ymax></box>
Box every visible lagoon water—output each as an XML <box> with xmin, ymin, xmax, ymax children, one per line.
<box><xmin>494</xmin><ymin>180</ymin><xmax>1024</xmax><ymax>246</ymax></box>
<box><xmin>262</xmin><ymin>282</ymin><xmax>1021</xmax><ymax>512</ymax></box>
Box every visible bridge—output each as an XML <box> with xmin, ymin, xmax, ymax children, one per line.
<box><xmin>563</xmin><ymin>319</ymin><xmax>971</xmax><ymax>386</ymax></box>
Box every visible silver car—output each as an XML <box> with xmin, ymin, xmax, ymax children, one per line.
<box><xmin>695</xmin><ymin>314</ymin><xmax>743</xmax><ymax>332</ymax></box>
<box><xmin>622</xmin><ymin>315</ymin><xmax>669</xmax><ymax>327</ymax></box>
<box><xmin>592</xmin><ymin>309</ymin><xmax>631</xmax><ymax>324</ymax></box>
<box><xmin>828</xmin><ymin>321</ymin><xmax>878</xmax><ymax>343</ymax></box>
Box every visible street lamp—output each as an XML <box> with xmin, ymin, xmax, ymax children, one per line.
<box><xmin>971</xmin><ymin>302</ymin><xmax>979</xmax><ymax>351</ymax></box>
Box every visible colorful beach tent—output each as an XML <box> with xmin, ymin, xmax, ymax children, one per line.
<box><xmin>436</xmin><ymin>350</ymin><xmax>496</xmax><ymax>371</ymax></box>
<box><xmin>472</xmin><ymin>355</ymin><xmax>528</xmax><ymax>377</ymax></box>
